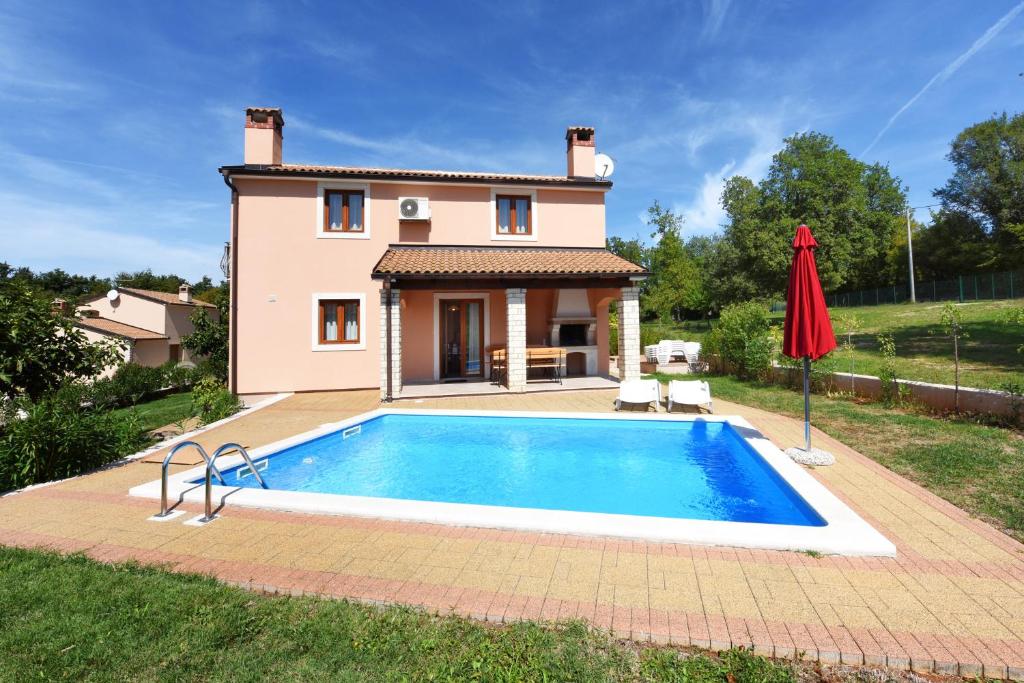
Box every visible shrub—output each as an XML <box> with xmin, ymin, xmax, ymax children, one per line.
<box><xmin>159</xmin><ymin>360</ymin><xmax>197</xmax><ymax>390</ymax></box>
<box><xmin>191</xmin><ymin>376</ymin><xmax>241</xmax><ymax>425</ymax></box>
<box><xmin>705</xmin><ymin>302</ymin><xmax>773</xmax><ymax>380</ymax></box>
<box><xmin>0</xmin><ymin>390</ymin><xmax>149</xmax><ymax>492</ymax></box>
<box><xmin>877</xmin><ymin>334</ymin><xmax>907</xmax><ymax>405</ymax></box>
<box><xmin>89</xmin><ymin>363</ymin><xmax>166</xmax><ymax>408</ymax></box>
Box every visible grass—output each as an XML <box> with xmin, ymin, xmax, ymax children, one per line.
<box><xmin>0</xmin><ymin>546</ymin><xmax>801</xmax><ymax>682</ymax></box>
<box><xmin>780</xmin><ymin>299</ymin><xmax>1024</xmax><ymax>391</ymax></box>
<box><xmin>648</xmin><ymin>373</ymin><xmax>1024</xmax><ymax>541</ymax></box>
<box><xmin>112</xmin><ymin>391</ymin><xmax>194</xmax><ymax>433</ymax></box>
<box><xmin>642</xmin><ymin>299</ymin><xmax>1024</xmax><ymax>390</ymax></box>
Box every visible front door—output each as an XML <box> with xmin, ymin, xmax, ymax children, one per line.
<box><xmin>439</xmin><ymin>299</ymin><xmax>484</xmax><ymax>379</ymax></box>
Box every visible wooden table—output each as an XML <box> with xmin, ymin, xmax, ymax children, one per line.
<box><xmin>488</xmin><ymin>346</ymin><xmax>566</xmax><ymax>385</ymax></box>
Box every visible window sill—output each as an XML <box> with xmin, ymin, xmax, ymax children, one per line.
<box><xmin>492</xmin><ymin>233</ymin><xmax>537</xmax><ymax>242</ymax></box>
<box><xmin>312</xmin><ymin>342</ymin><xmax>367</xmax><ymax>352</ymax></box>
<box><xmin>317</xmin><ymin>231</ymin><xmax>371</xmax><ymax>240</ymax></box>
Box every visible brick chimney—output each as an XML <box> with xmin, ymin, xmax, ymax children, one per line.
<box><xmin>178</xmin><ymin>283</ymin><xmax>192</xmax><ymax>303</ymax></box>
<box><xmin>244</xmin><ymin>107</ymin><xmax>284</xmax><ymax>165</ymax></box>
<box><xmin>566</xmin><ymin>126</ymin><xmax>595</xmax><ymax>178</ymax></box>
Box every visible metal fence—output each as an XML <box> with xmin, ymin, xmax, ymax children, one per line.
<box><xmin>771</xmin><ymin>269</ymin><xmax>1024</xmax><ymax>311</ymax></box>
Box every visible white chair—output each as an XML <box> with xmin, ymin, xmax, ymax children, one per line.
<box><xmin>615</xmin><ymin>379</ymin><xmax>662</xmax><ymax>411</ymax></box>
<box><xmin>667</xmin><ymin>380</ymin><xmax>713</xmax><ymax>413</ymax></box>
<box><xmin>644</xmin><ymin>344</ymin><xmax>660</xmax><ymax>363</ymax></box>
<box><xmin>682</xmin><ymin>342</ymin><xmax>703</xmax><ymax>372</ymax></box>
<box><xmin>655</xmin><ymin>340</ymin><xmax>673</xmax><ymax>365</ymax></box>
<box><xmin>669</xmin><ymin>340</ymin><xmax>688</xmax><ymax>363</ymax></box>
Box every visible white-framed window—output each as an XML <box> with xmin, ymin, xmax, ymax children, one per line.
<box><xmin>490</xmin><ymin>188</ymin><xmax>538</xmax><ymax>242</ymax></box>
<box><xmin>316</xmin><ymin>182</ymin><xmax>371</xmax><ymax>239</ymax></box>
<box><xmin>312</xmin><ymin>292</ymin><xmax>366</xmax><ymax>351</ymax></box>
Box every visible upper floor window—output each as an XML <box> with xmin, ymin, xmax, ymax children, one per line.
<box><xmin>324</xmin><ymin>189</ymin><xmax>364</xmax><ymax>232</ymax></box>
<box><xmin>318</xmin><ymin>299</ymin><xmax>360</xmax><ymax>344</ymax></box>
<box><xmin>495</xmin><ymin>195</ymin><xmax>531</xmax><ymax>236</ymax></box>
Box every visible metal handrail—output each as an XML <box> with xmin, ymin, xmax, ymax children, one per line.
<box><xmin>200</xmin><ymin>442</ymin><xmax>268</xmax><ymax>522</ymax></box>
<box><xmin>157</xmin><ymin>441</ymin><xmax>225</xmax><ymax>517</ymax></box>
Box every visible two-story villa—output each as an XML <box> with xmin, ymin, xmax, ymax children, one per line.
<box><xmin>220</xmin><ymin>107</ymin><xmax>646</xmax><ymax>402</ymax></box>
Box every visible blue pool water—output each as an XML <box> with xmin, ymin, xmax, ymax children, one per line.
<box><xmin>202</xmin><ymin>414</ymin><xmax>825</xmax><ymax>526</ymax></box>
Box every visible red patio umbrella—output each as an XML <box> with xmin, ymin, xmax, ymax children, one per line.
<box><xmin>782</xmin><ymin>225</ymin><xmax>837</xmax><ymax>452</ymax></box>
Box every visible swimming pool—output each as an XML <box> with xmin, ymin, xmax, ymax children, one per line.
<box><xmin>133</xmin><ymin>409</ymin><xmax>895</xmax><ymax>556</ymax></box>
<box><xmin>205</xmin><ymin>414</ymin><xmax>824</xmax><ymax>526</ymax></box>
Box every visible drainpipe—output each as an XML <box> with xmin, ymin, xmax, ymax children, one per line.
<box><xmin>222</xmin><ymin>171</ymin><xmax>239</xmax><ymax>394</ymax></box>
<box><xmin>384</xmin><ymin>276</ymin><xmax>393</xmax><ymax>403</ymax></box>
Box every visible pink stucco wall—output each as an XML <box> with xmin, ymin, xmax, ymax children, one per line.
<box><xmin>85</xmin><ymin>293</ymin><xmax>165</xmax><ymax>335</ymax></box>
<box><xmin>231</xmin><ymin>175</ymin><xmax>611</xmax><ymax>395</ymax></box>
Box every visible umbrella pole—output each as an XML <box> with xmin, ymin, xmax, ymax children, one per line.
<box><xmin>803</xmin><ymin>356</ymin><xmax>811</xmax><ymax>451</ymax></box>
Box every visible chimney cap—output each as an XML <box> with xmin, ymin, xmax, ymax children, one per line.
<box><xmin>565</xmin><ymin>126</ymin><xmax>595</xmax><ymax>140</ymax></box>
<box><xmin>246</xmin><ymin>107</ymin><xmax>284</xmax><ymax>128</ymax></box>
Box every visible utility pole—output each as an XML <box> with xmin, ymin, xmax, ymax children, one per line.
<box><xmin>905</xmin><ymin>208</ymin><xmax>916</xmax><ymax>303</ymax></box>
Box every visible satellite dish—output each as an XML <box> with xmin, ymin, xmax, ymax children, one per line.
<box><xmin>106</xmin><ymin>289</ymin><xmax>119</xmax><ymax>302</ymax></box>
<box><xmin>594</xmin><ymin>153</ymin><xmax>615</xmax><ymax>180</ymax></box>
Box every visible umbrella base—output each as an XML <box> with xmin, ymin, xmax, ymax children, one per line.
<box><xmin>785</xmin><ymin>446</ymin><xmax>835</xmax><ymax>466</ymax></box>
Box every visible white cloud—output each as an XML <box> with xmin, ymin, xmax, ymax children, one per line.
<box><xmin>862</xmin><ymin>2</ymin><xmax>1024</xmax><ymax>156</ymax></box>
<box><xmin>671</xmin><ymin>114</ymin><xmax>788</xmax><ymax>236</ymax></box>
<box><xmin>699</xmin><ymin>0</ymin><xmax>732</xmax><ymax>43</ymax></box>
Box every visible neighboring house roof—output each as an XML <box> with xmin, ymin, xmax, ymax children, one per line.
<box><xmin>371</xmin><ymin>246</ymin><xmax>647</xmax><ymax>278</ymax></box>
<box><xmin>75</xmin><ymin>317</ymin><xmax>168</xmax><ymax>341</ymax></box>
<box><xmin>118</xmin><ymin>287</ymin><xmax>216</xmax><ymax>308</ymax></box>
<box><xmin>219</xmin><ymin>163</ymin><xmax>612</xmax><ymax>189</ymax></box>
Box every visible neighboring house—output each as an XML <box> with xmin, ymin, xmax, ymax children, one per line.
<box><xmin>76</xmin><ymin>285</ymin><xmax>218</xmax><ymax>372</ymax></box>
<box><xmin>220</xmin><ymin>107</ymin><xmax>647</xmax><ymax>401</ymax></box>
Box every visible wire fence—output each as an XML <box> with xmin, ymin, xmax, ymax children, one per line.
<box><xmin>771</xmin><ymin>269</ymin><xmax>1024</xmax><ymax>312</ymax></box>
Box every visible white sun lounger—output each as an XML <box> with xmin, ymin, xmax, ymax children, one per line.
<box><xmin>667</xmin><ymin>380</ymin><xmax>713</xmax><ymax>413</ymax></box>
<box><xmin>614</xmin><ymin>379</ymin><xmax>662</xmax><ymax>411</ymax></box>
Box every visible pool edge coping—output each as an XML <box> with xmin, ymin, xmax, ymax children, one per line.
<box><xmin>130</xmin><ymin>408</ymin><xmax>897</xmax><ymax>557</ymax></box>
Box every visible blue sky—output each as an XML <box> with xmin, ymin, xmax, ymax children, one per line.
<box><xmin>2</xmin><ymin>0</ymin><xmax>1022</xmax><ymax>282</ymax></box>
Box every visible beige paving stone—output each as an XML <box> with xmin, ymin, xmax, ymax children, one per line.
<box><xmin>2</xmin><ymin>388</ymin><xmax>1023</xmax><ymax>674</ymax></box>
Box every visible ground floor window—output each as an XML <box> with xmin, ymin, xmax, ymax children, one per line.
<box><xmin>319</xmin><ymin>300</ymin><xmax>360</xmax><ymax>344</ymax></box>
<box><xmin>312</xmin><ymin>292</ymin><xmax>366</xmax><ymax>351</ymax></box>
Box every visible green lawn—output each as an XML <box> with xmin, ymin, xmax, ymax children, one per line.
<box><xmin>642</xmin><ymin>299</ymin><xmax>1024</xmax><ymax>391</ymax></box>
<box><xmin>778</xmin><ymin>299</ymin><xmax>1024</xmax><ymax>390</ymax></box>
<box><xmin>112</xmin><ymin>391</ymin><xmax>194</xmax><ymax>433</ymax></box>
<box><xmin>648</xmin><ymin>374</ymin><xmax>1024</xmax><ymax>541</ymax></box>
<box><xmin>0</xmin><ymin>546</ymin><xmax>800</xmax><ymax>682</ymax></box>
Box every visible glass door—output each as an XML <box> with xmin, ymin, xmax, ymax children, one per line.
<box><xmin>439</xmin><ymin>299</ymin><xmax>484</xmax><ymax>379</ymax></box>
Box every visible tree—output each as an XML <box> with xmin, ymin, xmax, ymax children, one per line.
<box><xmin>0</xmin><ymin>280</ymin><xmax>122</xmax><ymax>401</ymax></box>
<box><xmin>934</xmin><ymin>112</ymin><xmax>1024</xmax><ymax>268</ymax></box>
<box><xmin>114</xmin><ymin>269</ymin><xmax>190</xmax><ymax>293</ymax></box>
<box><xmin>832</xmin><ymin>311</ymin><xmax>862</xmax><ymax>391</ymax></box>
<box><xmin>641</xmin><ymin>202</ymin><xmax>708</xmax><ymax>321</ymax></box>
<box><xmin>182</xmin><ymin>287</ymin><xmax>229</xmax><ymax>381</ymax></box>
<box><xmin>913</xmin><ymin>210</ymin><xmax>996</xmax><ymax>278</ymax></box>
<box><xmin>711</xmin><ymin>132</ymin><xmax>908</xmax><ymax>305</ymax></box>
<box><xmin>940</xmin><ymin>303</ymin><xmax>968</xmax><ymax>413</ymax></box>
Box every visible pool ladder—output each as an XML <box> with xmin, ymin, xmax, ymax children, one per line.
<box><xmin>156</xmin><ymin>440</ymin><xmax>268</xmax><ymax>522</ymax></box>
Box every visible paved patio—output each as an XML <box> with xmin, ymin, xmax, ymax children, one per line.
<box><xmin>1</xmin><ymin>389</ymin><xmax>1022</xmax><ymax>678</ymax></box>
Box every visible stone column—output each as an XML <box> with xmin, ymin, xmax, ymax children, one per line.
<box><xmin>505</xmin><ymin>288</ymin><xmax>527</xmax><ymax>392</ymax></box>
<box><xmin>379</xmin><ymin>288</ymin><xmax>401</xmax><ymax>400</ymax></box>
<box><xmin>617</xmin><ymin>286</ymin><xmax>641</xmax><ymax>382</ymax></box>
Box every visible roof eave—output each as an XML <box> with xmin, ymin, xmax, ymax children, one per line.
<box><xmin>218</xmin><ymin>165</ymin><xmax>613</xmax><ymax>189</ymax></box>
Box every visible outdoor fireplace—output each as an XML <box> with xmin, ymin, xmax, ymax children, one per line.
<box><xmin>548</xmin><ymin>289</ymin><xmax>599</xmax><ymax>376</ymax></box>
<box><xmin>559</xmin><ymin>323</ymin><xmax>588</xmax><ymax>347</ymax></box>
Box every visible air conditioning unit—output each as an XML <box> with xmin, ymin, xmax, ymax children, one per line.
<box><xmin>398</xmin><ymin>196</ymin><xmax>430</xmax><ymax>221</ymax></box>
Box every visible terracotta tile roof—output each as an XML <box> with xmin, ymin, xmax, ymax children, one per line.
<box><xmin>75</xmin><ymin>317</ymin><xmax>168</xmax><ymax>341</ymax></box>
<box><xmin>119</xmin><ymin>288</ymin><xmax>216</xmax><ymax>308</ymax></box>
<box><xmin>220</xmin><ymin>163</ymin><xmax>612</xmax><ymax>188</ymax></box>
<box><xmin>372</xmin><ymin>246</ymin><xmax>647</xmax><ymax>278</ymax></box>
